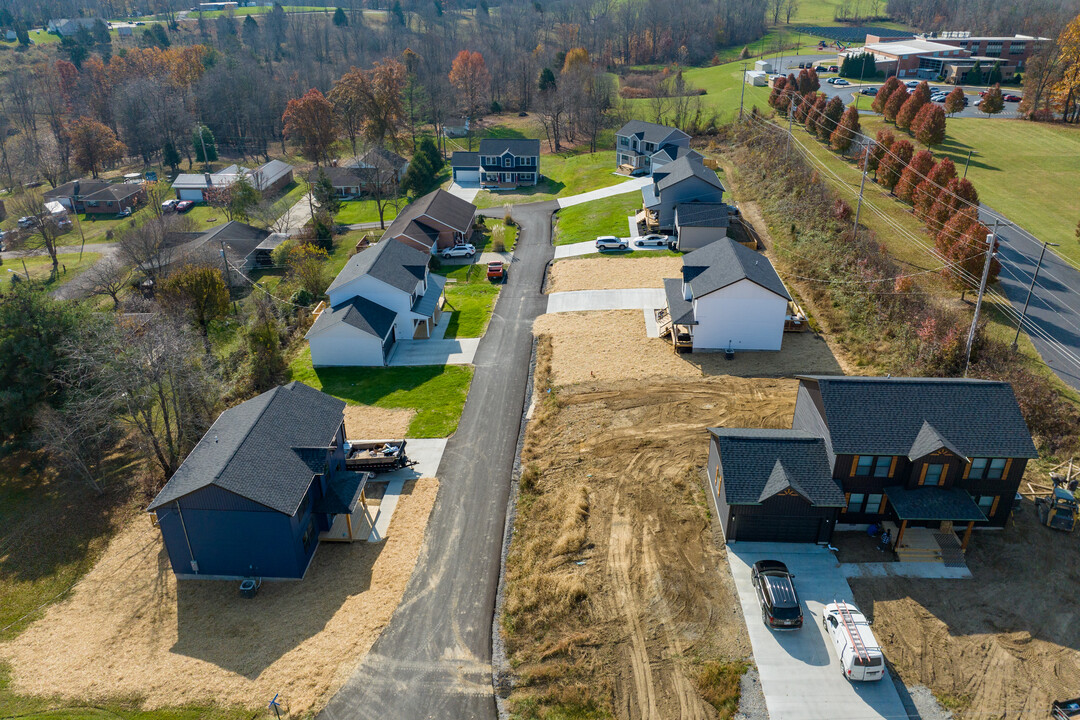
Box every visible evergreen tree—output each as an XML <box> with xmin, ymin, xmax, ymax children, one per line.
<box><xmin>391</xmin><ymin>0</ymin><xmax>406</xmax><ymax>25</ymax></box>
<box><xmin>333</xmin><ymin>7</ymin><xmax>348</xmax><ymax>26</ymax></box>
<box><xmin>163</xmin><ymin>140</ymin><xmax>181</xmax><ymax>173</ymax></box>
<box><xmin>419</xmin><ymin>136</ymin><xmax>443</xmax><ymax>172</ymax></box>
<box><xmin>312</xmin><ymin>169</ymin><xmax>341</xmax><ymax>215</ymax></box>
<box><xmin>987</xmin><ymin>60</ymin><xmax>1002</xmax><ymax>85</ymax></box>
<box><xmin>401</xmin><ymin>152</ymin><xmax>434</xmax><ymax>196</ymax></box>
<box><xmin>966</xmin><ymin>60</ymin><xmax>982</xmax><ymax>85</ymax></box>
<box><xmin>538</xmin><ymin>67</ymin><xmax>556</xmax><ymax>92</ymax></box>
<box><xmin>192</xmin><ymin>125</ymin><xmax>218</xmax><ymax>163</ymax></box>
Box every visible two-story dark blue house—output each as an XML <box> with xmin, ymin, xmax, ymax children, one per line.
<box><xmin>147</xmin><ymin>381</ymin><xmax>369</xmax><ymax>580</ymax></box>
<box><xmin>707</xmin><ymin>376</ymin><xmax>1038</xmax><ymax>550</ymax></box>
<box><xmin>450</xmin><ymin>138</ymin><xmax>541</xmax><ymax>188</ymax></box>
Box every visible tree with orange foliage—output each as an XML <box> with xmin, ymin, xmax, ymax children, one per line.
<box><xmin>913</xmin><ymin>156</ymin><xmax>956</xmax><ymax>220</ymax></box>
<box><xmin>329</xmin><ymin>59</ymin><xmax>406</xmax><ymax>156</ymax></box>
<box><xmin>895</xmin><ymin>150</ymin><xmax>935</xmax><ymax>205</ymax></box>
<box><xmin>282</xmin><ymin>89</ymin><xmax>337</xmax><ymax>165</ymax></box>
<box><xmin>876</xmin><ymin>138</ymin><xmax>913</xmax><ymax>191</ymax></box>
<box><xmin>448</xmin><ymin>50</ymin><xmax>491</xmax><ymax>120</ymax></box>
<box><xmin>68</xmin><ymin>117</ymin><xmax>125</xmax><ymax>178</ymax></box>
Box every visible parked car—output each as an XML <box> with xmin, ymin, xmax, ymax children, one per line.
<box><xmin>595</xmin><ymin>235</ymin><xmax>627</xmax><ymax>251</ymax></box>
<box><xmin>860</xmin><ymin>87</ymin><xmax>879</xmax><ymax>96</ymax></box>
<box><xmin>828</xmin><ymin>65</ymin><xmax>839</xmax><ymax>72</ymax></box>
<box><xmin>116</xmin><ymin>207</ymin><xmax>133</xmax><ymax>218</ymax></box>
<box><xmin>905</xmin><ymin>80</ymin><xmax>920</xmax><ymax>88</ymax></box>
<box><xmin>440</xmin><ymin>243</ymin><xmax>476</xmax><ymax>258</ymax></box>
<box><xmin>822</xmin><ymin>601</ymin><xmax>886</xmax><ymax>682</ymax></box>
<box><xmin>175</xmin><ymin>200</ymin><xmax>195</xmax><ymax>213</ymax></box>
<box><xmin>826</xmin><ymin>77</ymin><xmax>838</xmax><ymax>84</ymax></box>
<box><xmin>487</xmin><ymin>261</ymin><xmax>505</xmax><ymax>281</ymax></box>
<box><xmin>634</xmin><ymin>233</ymin><xmax>667</xmax><ymax>248</ymax></box>
<box><xmin>161</xmin><ymin>199</ymin><xmax>179</xmax><ymax>212</ymax></box>
<box><xmin>17</xmin><ymin>216</ymin><xmax>36</xmax><ymax>228</ymax></box>
<box><xmin>751</xmin><ymin>560</ymin><xmax>803</xmax><ymax>630</ymax></box>
<box><xmin>978</xmin><ymin>89</ymin><xmax>988</xmax><ymax>97</ymax></box>
<box><xmin>1004</xmin><ymin>94</ymin><xmax>1022</xmax><ymax>102</ymax></box>
<box><xmin>797</xmin><ymin>62</ymin><xmax>806</xmax><ymax>69</ymax></box>
<box><xmin>833</xmin><ymin>78</ymin><xmax>850</xmax><ymax>86</ymax></box>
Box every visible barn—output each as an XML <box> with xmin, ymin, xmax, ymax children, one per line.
<box><xmin>147</xmin><ymin>382</ymin><xmax>370</xmax><ymax>580</ymax></box>
<box><xmin>707</xmin><ymin>429</ymin><xmax>846</xmax><ymax>544</ymax></box>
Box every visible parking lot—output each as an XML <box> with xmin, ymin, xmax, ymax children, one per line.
<box><xmin>727</xmin><ymin>543</ymin><xmax>908</xmax><ymax>720</ymax></box>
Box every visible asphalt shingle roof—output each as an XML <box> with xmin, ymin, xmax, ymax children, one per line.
<box><xmin>800</xmin><ymin>376</ymin><xmax>1039</xmax><ymax>459</ymax></box>
<box><xmin>710</xmin><ymin>429</ymin><xmax>846</xmax><ymax>507</ymax></box>
<box><xmin>663</xmin><ymin>277</ymin><xmax>696</xmax><ymax>325</ymax></box>
<box><xmin>655</xmin><ymin>156</ymin><xmax>725</xmax><ymax>194</ymax></box>
<box><xmin>478</xmin><ymin>138</ymin><xmax>541</xmax><ymax>157</ymax></box>
<box><xmin>652</xmin><ymin>144</ymin><xmax>703</xmax><ymax>164</ymax></box>
<box><xmin>675</xmin><ymin>202</ymin><xmax>731</xmax><ymax>228</ymax></box>
<box><xmin>43</xmin><ymin>179</ymin><xmax>111</xmax><ymax>200</ymax></box>
<box><xmin>147</xmin><ymin>382</ymin><xmax>346</xmax><ymax>515</ymax></box>
<box><xmin>616</xmin><ymin>120</ymin><xmax>689</xmax><ymax>145</ymax></box>
<box><xmin>451</xmin><ymin>151</ymin><xmax>481</xmax><ymax>168</ymax></box>
<box><xmin>885</xmin><ymin>485</ymin><xmax>987</xmax><ymax>522</ymax></box>
<box><xmin>682</xmin><ymin>238</ymin><xmax>790</xmax><ymax>300</ymax></box>
<box><xmin>81</xmin><ymin>183</ymin><xmax>143</xmax><ymax>203</ymax></box>
<box><xmin>313</xmin><ymin>471</ymin><xmax>370</xmax><ymax>515</ymax></box>
<box><xmin>326</xmin><ymin>237</ymin><xmax>428</xmax><ymax>297</ymax></box>
<box><xmin>306</xmin><ymin>295</ymin><xmax>397</xmax><ymax>340</ymax></box>
<box><xmin>357</xmin><ymin>148</ymin><xmax>408</xmax><ymax>172</ymax></box>
<box><xmin>382</xmin><ymin>188</ymin><xmax>476</xmax><ymax>239</ymax></box>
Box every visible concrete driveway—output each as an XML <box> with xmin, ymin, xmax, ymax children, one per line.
<box><xmin>727</xmin><ymin>543</ymin><xmax>908</xmax><ymax>720</ymax></box>
<box><xmin>447</xmin><ymin>181</ymin><xmax>481</xmax><ymax>203</ymax></box>
<box><xmin>362</xmin><ymin>438</ymin><xmax>448</xmax><ymax>542</ymax></box>
<box><xmin>546</xmin><ymin>288</ymin><xmax>666</xmax><ymax>313</ymax></box>
<box><xmin>387</xmin><ymin>338</ymin><xmax>479</xmax><ymax>365</ymax></box>
<box><xmin>553</xmin><ymin>237</ymin><xmax>671</xmax><ymax>259</ymax></box>
<box><xmin>556</xmin><ymin>176</ymin><xmax>651</xmax><ymax>208</ymax></box>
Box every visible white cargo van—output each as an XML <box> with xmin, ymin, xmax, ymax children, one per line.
<box><xmin>822</xmin><ymin>601</ymin><xmax>886</xmax><ymax>681</ymax></box>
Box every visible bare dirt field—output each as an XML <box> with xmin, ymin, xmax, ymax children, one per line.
<box><xmin>0</xmin><ymin>477</ymin><xmax>439</xmax><ymax>713</ymax></box>
<box><xmin>533</xmin><ymin>311</ymin><xmax>843</xmax><ymax>386</ymax></box>
<box><xmin>851</xmin><ymin>499</ymin><xmax>1080</xmax><ymax>719</ymax></box>
<box><xmin>343</xmin><ymin>405</ymin><xmax>416</xmax><ymax>439</ymax></box>
<box><xmin>547</xmin><ymin>256</ymin><xmax>684</xmax><ymax>292</ymax></box>
<box><xmin>504</xmin><ymin>342</ymin><xmax>800</xmax><ymax>717</ymax></box>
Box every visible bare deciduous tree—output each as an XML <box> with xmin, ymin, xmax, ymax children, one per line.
<box><xmin>80</xmin><ymin>256</ymin><xmax>133</xmax><ymax>310</ymax></box>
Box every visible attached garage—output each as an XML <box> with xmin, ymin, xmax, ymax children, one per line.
<box><xmin>450</xmin><ymin>151</ymin><xmax>481</xmax><ymax>184</ymax></box>
<box><xmin>707</xmin><ymin>428</ymin><xmax>845</xmax><ymax>544</ymax></box>
<box><xmin>305</xmin><ymin>296</ymin><xmax>398</xmax><ymax>367</ymax></box>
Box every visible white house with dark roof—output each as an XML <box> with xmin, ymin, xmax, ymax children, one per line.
<box><xmin>641</xmin><ymin>156</ymin><xmax>726</xmax><ymax>232</ymax></box>
<box><xmin>662</xmin><ymin>237</ymin><xmax>790</xmax><ymax>352</ymax></box>
<box><xmin>305</xmin><ymin>295</ymin><xmax>399</xmax><ymax>367</ymax></box>
<box><xmin>615</xmin><ymin>120</ymin><xmax>691</xmax><ymax>174</ymax></box>
<box><xmin>172</xmin><ymin>159</ymin><xmax>293</xmax><ymax>202</ymax></box>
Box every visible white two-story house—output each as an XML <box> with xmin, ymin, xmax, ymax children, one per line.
<box><xmin>615</xmin><ymin>121</ymin><xmax>692</xmax><ymax>175</ymax></box>
<box><xmin>306</xmin><ymin>239</ymin><xmax>446</xmax><ymax>366</ymax></box>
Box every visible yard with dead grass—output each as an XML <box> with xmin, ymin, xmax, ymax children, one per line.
<box><xmin>503</xmin><ymin>336</ymin><xmax>806</xmax><ymax>718</ymax></box>
<box><xmin>343</xmin><ymin>405</ymin><xmax>415</xmax><ymax>439</ymax></box>
<box><xmin>533</xmin><ymin>310</ymin><xmax>843</xmax><ymax>385</ymax></box>
<box><xmin>547</xmin><ymin>256</ymin><xmax>683</xmax><ymax>292</ymax></box>
<box><xmin>0</xmin><ymin>477</ymin><xmax>439</xmax><ymax>714</ymax></box>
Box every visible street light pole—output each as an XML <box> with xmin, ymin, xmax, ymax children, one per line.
<box><xmin>1011</xmin><ymin>239</ymin><xmax>1059</xmax><ymax>350</ymax></box>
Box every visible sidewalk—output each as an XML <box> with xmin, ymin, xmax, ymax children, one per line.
<box><xmin>556</xmin><ymin>176</ymin><xmax>651</xmax><ymax>209</ymax></box>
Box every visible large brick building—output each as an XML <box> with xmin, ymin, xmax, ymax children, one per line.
<box><xmin>841</xmin><ymin>31</ymin><xmax>1047</xmax><ymax>83</ymax></box>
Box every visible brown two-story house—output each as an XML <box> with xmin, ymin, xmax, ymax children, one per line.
<box><xmin>708</xmin><ymin>375</ymin><xmax>1038</xmax><ymax>547</ymax></box>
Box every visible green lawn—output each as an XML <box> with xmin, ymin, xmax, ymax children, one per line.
<box><xmin>436</xmin><ymin>264</ymin><xmax>501</xmax><ymax>339</ymax></box>
<box><xmin>194</xmin><ymin>4</ymin><xmax>327</xmax><ymax>17</ymax></box>
<box><xmin>855</xmin><ymin>115</ymin><xmax>1080</xmax><ymax>266</ymax></box>
<box><xmin>287</xmin><ymin>351</ymin><xmax>474</xmax><ymax>437</ymax></box>
<box><xmin>334</xmin><ymin>199</ymin><xmax>401</xmax><ymax>226</ymax></box>
<box><xmin>27</xmin><ymin>30</ymin><xmax>60</xmax><ymax>45</ymax></box>
<box><xmin>473</xmin><ymin>217</ymin><xmax>517</xmax><ymax>252</ymax></box>
<box><xmin>553</xmin><ymin>193</ymin><xmax>642</xmax><ymax>245</ymax></box>
<box><xmin>5</xmin><ymin>252</ymin><xmax>101</xmax><ymax>288</ymax></box>
<box><xmin>471</xmin><ymin>151</ymin><xmax>625</xmax><ymax>208</ymax></box>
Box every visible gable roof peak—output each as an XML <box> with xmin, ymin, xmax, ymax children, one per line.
<box><xmin>908</xmin><ymin>419</ymin><xmax>968</xmax><ymax>461</ymax></box>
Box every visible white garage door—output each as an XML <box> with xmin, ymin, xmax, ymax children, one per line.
<box><xmin>454</xmin><ymin>169</ymin><xmax>480</xmax><ymax>183</ymax></box>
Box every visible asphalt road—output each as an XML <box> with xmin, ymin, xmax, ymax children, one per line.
<box><xmin>317</xmin><ymin>200</ymin><xmax>557</xmax><ymax>720</ymax></box>
<box><xmin>983</xmin><ymin>211</ymin><xmax>1080</xmax><ymax>392</ymax></box>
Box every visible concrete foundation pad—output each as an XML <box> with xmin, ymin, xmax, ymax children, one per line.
<box><xmin>546</xmin><ymin>288</ymin><xmax>666</xmax><ymax>313</ymax></box>
<box><xmin>840</xmin><ymin>562</ymin><xmax>972</xmax><ymax>580</ymax></box>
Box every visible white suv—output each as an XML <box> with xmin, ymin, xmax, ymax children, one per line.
<box><xmin>441</xmin><ymin>243</ymin><xmax>476</xmax><ymax>259</ymax></box>
<box><xmin>595</xmin><ymin>235</ymin><xmax>627</xmax><ymax>251</ymax></box>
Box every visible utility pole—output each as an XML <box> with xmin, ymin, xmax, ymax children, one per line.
<box><xmin>964</xmin><ymin>221</ymin><xmax>997</xmax><ymax>377</ymax></box>
<box><xmin>739</xmin><ymin>63</ymin><xmax>748</xmax><ymax>121</ymax></box>
<box><xmin>219</xmin><ymin>240</ymin><xmax>231</xmax><ymax>289</ymax></box>
<box><xmin>1012</xmin><ymin>239</ymin><xmax>1059</xmax><ymax>350</ymax></box>
<box><xmin>196</xmin><ymin>122</ymin><xmax>210</xmax><ymax>173</ymax></box>
<box><xmin>963</xmin><ymin>149</ymin><xmax>973</xmax><ymax>178</ymax></box>
<box><xmin>786</xmin><ymin>101</ymin><xmax>795</xmax><ymax>155</ymax></box>
<box><xmin>852</xmin><ymin>141</ymin><xmax>872</xmax><ymax>241</ymax></box>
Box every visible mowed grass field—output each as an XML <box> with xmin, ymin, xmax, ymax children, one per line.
<box><xmin>857</xmin><ymin>116</ymin><xmax>1080</xmax><ymax>265</ymax></box>
<box><xmin>554</xmin><ymin>193</ymin><xmax>641</xmax><ymax>245</ymax></box>
<box><xmin>436</xmin><ymin>264</ymin><xmax>501</xmax><ymax>339</ymax></box>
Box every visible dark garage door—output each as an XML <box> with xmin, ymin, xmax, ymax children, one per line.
<box><xmin>734</xmin><ymin>514</ymin><xmax>824</xmax><ymax>543</ymax></box>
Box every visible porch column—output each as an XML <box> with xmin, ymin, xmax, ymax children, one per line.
<box><xmin>346</xmin><ymin>514</ymin><xmax>354</xmax><ymax>541</ymax></box>
<box><xmin>961</xmin><ymin>521</ymin><xmax>975</xmax><ymax>550</ymax></box>
<box><xmin>894</xmin><ymin>519</ymin><xmax>908</xmax><ymax>550</ymax></box>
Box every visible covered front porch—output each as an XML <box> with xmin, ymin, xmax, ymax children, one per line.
<box><xmin>883</xmin><ymin>485</ymin><xmax>988</xmax><ymax>565</ymax></box>
<box><xmin>410</xmin><ymin>273</ymin><xmax>448</xmax><ymax>339</ymax></box>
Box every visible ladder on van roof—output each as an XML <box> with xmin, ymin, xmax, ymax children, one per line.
<box><xmin>835</xmin><ymin>601</ymin><xmax>870</xmax><ymax>664</ymax></box>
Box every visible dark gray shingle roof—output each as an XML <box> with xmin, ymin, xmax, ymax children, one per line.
<box><xmin>147</xmin><ymin>382</ymin><xmax>346</xmax><ymax>515</ymax></box>
<box><xmin>656</xmin><ymin>156</ymin><xmax>725</xmax><ymax>194</ymax></box>
<box><xmin>44</xmin><ymin>179</ymin><xmax>111</xmax><ymax>200</ymax></box>
<box><xmin>885</xmin><ymin>485</ymin><xmax>987</xmax><ymax>522</ymax></box>
<box><xmin>313</xmin><ymin>471</ymin><xmax>370</xmax><ymax>515</ymax></box>
<box><xmin>312</xmin><ymin>166</ymin><xmax>364</xmax><ymax>187</ymax></box>
<box><xmin>382</xmin><ymin>188</ymin><xmax>476</xmax><ymax>239</ymax></box>
<box><xmin>326</xmin><ymin>237</ymin><xmax>428</xmax><ymax>296</ymax></box>
<box><xmin>81</xmin><ymin>183</ymin><xmax>143</xmax><ymax>203</ymax></box>
<box><xmin>306</xmin><ymin>295</ymin><xmax>397</xmax><ymax>339</ymax></box>
<box><xmin>451</xmin><ymin>151</ymin><xmax>480</xmax><ymax>168</ymax></box>
<box><xmin>616</xmin><ymin>120</ymin><xmax>689</xmax><ymax>144</ymax></box>
<box><xmin>675</xmin><ymin>203</ymin><xmax>731</xmax><ymax>228</ymax></box>
<box><xmin>358</xmin><ymin>147</ymin><xmax>408</xmax><ymax>172</ymax></box>
<box><xmin>683</xmin><ymin>238</ymin><xmax>790</xmax><ymax>300</ymax></box>
<box><xmin>663</xmin><ymin>277</ymin><xmax>695</xmax><ymax>325</ymax></box>
<box><xmin>800</xmin><ymin>376</ymin><xmax>1039</xmax><ymax>459</ymax></box>
<box><xmin>710</xmin><ymin>429</ymin><xmax>846</xmax><ymax>507</ymax></box>
<box><xmin>652</xmin><ymin>144</ymin><xmax>703</xmax><ymax>164</ymax></box>
<box><xmin>478</xmin><ymin>138</ymin><xmax>541</xmax><ymax>157</ymax></box>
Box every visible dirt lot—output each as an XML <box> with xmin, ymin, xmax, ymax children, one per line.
<box><xmin>532</xmin><ymin>310</ymin><xmax>843</xmax><ymax>385</ymax></box>
<box><xmin>504</xmin><ymin>341</ymin><xmax>802</xmax><ymax>717</ymax></box>
<box><xmin>547</xmin><ymin>256</ymin><xmax>684</xmax><ymax>292</ymax></box>
<box><xmin>0</xmin><ymin>477</ymin><xmax>439</xmax><ymax>713</ymax></box>
<box><xmin>343</xmin><ymin>405</ymin><xmax>415</xmax><ymax>439</ymax></box>
<box><xmin>851</xmin><ymin>499</ymin><xmax>1080</xmax><ymax>719</ymax></box>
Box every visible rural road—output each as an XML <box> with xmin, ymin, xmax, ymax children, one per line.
<box><xmin>984</xmin><ymin>210</ymin><xmax>1080</xmax><ymax>392</ymax></box>
<box><xmin>318</xmin><ymin>200</ymin><xmax>557</xmax><ymax>720</ymax></box>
